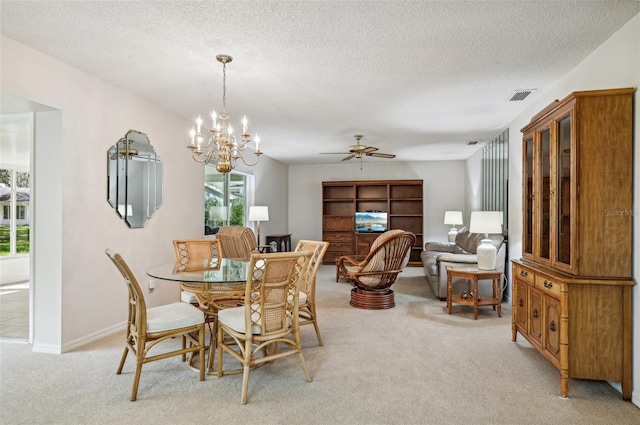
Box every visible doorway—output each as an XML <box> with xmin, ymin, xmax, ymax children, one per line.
<box><xmin>0</xmin><ymin>112</ymin><xmax>32</xmax><ymax>341</ymax></box>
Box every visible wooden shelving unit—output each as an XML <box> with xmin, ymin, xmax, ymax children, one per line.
<box><xmin>322</xmin><ymin>180</ymin><xmax>423</xmax><ymax>265</ymax></box>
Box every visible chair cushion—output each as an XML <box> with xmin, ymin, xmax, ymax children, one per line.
<box><xmin>146</xmin><ymin>302</ymin><xmax>204</xmax><ymax>333</ymax></box>
<box><xmin>181</xmin><ymin>290</ymin><xmax>198</xmax><ymax>304</ymax></box>
<box><xmin>299</xmin><ymin>291</ymin><xmax>308</xmax><ymax>304</ymax></box>
<box><xmin>218</xmin><ymin>305</ymin><xmax>262</xmax><ymax>334</ymax></box>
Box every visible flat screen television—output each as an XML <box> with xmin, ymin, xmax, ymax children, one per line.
<box><xmin>355</xmin><ymin>211</ymin><xmax>388</xmax><ymax>233</ymax></box>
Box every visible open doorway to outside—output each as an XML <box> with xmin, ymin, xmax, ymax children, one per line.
<box><xmin>0</xmin><ymin>112</ymin><xmax>32</xmax><ymax>341</ymax></box>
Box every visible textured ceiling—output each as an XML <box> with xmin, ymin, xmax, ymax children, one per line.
<box><xmin>1</xmin><ymin>1</ymin><xmax>639</xmax><ymax>165</ymax></box>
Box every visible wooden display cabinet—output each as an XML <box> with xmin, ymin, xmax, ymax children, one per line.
<box><xmin>514</xmin><ymin>88</ymin><xmax>635</xmax><ymax>400</ymax></box>
<box><xmin>322</xmin><ymin>180</ymin><xmax>423</xmax><ymax>265</ymax></box>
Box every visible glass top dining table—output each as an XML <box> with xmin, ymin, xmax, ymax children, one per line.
<box><xmin>146</xmin><ymin>258</ymin><xmax>249</xmax><ymax>285</ymax></box>
<box><xmin>147</xmin><ymin>257</ymin><xmax>250</xmax><ymax>375</ymax></box>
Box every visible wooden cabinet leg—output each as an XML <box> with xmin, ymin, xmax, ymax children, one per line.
<box><xmin>446</xmin><ymin>275</ymin><xmax>452</xmax><ymax>314</ymax></box>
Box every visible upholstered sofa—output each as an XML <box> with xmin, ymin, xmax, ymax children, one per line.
<box><xmin>421</xmin><ymin>227</ymin><xmax>505</xmax><ymax>300</ymax></box>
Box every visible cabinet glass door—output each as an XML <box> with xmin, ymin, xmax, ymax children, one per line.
<box><xmin>523</xmin><ymin>137</ymin><xmax>534</xmax><ymax>258</ymax></box>
<box><xmin>537</xmin><ymin>129</ymin><xmax>551</xmax><ymax>262</ymax></box>
<box><xmin>556</xmin><ymin>115</ymin><xmax>572</xmax><ymax>268</ymax></box>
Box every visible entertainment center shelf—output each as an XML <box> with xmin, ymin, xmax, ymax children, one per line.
<box><xmin>322</xmin><ymin>180</ymin><xmax>423</xmax><ymax>265</ymax></box>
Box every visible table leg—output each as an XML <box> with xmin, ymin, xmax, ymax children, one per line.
<box><xmin>447</xmin><ymin>274</ymin><xmax>452</xmax><ymax>314</ymax></box>
<box><xmin>492</xmin><ymin>277</ymin><xmax>497</xmax><ymax>311</ymax></box>
<box><xmin>497</xmin><ymin>277</ymin><xmax>502</xmax><ymax>317</ymax></box>
<box><xmin>473</xmin><ymin>277</ymin><xmax>479</xmax><ymax>320</ymax></box>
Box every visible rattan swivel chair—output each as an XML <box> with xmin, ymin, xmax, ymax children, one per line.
<box><xmin>337</xmin><ymin>229</ymin><xmax>416</xmax><ymax>309</ymax></box>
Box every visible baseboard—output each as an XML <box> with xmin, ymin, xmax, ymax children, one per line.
<box><xmin>61</xmin><ymin>321</ymin><xmax>125</xmax><ymax>353</ymax></box>
<box><xmin>32</xmin><ymin>342</ymin><xmax>62</xmax><ymax>354</ymax></box>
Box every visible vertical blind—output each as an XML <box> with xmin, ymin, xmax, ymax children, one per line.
<box><xmin>481</xmin><ymin>128</ymin><xmax>509</xmax><ymax>236</ymax></box>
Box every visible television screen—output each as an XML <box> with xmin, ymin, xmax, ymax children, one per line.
<box><xmin>355</xmin><ymin>211</ymin><xmax>388</xmax><ymax>233</ymax></box>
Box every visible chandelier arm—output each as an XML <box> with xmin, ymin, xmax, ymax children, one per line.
<box><xmin>238</xmin><ymin>150</ymin><xmax>263</xmax><ymax>167</ymax></box>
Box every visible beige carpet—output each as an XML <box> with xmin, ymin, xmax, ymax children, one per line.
<box><xmin>1</xmin><ymin>266</ymin><xmax>638</xmax><ymax>424</ymax></box>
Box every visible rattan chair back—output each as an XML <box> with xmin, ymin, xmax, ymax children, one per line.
<box><xmin>294</xmin><ymin>239</ymin><xmax>329</xmax><ymax>345</ymax></box>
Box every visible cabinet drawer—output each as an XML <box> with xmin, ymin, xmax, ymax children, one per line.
<box><xmin>514</xmin><ymin>265</ymin><xmax>535</xmax><ymax>285</ymax></box>
<box><xmin>324</xmin><ymin>232</ymin><xmax>354</xmax><ymax>243</ymax></box>
<box><xmin>323</xmin><ymin>216</ymin><xmax>353</xmax><ymax>231</ymax></box>
<box><xmin>327</xmin><ymin>242</ymin><xmax>354</xmax><ymax>252</ymax></box>
<box><xmin>535</xmin><ymin>275</ymin><xmax>560</xmax><ymax>298</ymax></box>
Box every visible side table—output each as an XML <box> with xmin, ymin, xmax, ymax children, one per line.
<box><xmin>445</xmin><ymin>266</ymin><xmax>502</xmax><ymax>320</ymax></box>
<box><xmin>266</xmin><ymin>234</ymin><xmax>292</xmax><ymax>252</ymax></box>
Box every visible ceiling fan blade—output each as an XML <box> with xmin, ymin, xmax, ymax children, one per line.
<box><xmin>342</xmin><ymin>154</ymin><xmax>356</xmax><ymax>161</ymax></box>
<box><xmin>367</xmin><ymin>152</ymin><xmax>396</xmax><ymax>158</ymax></box>
<box><xmin>362</xmin><ymin>146</ymin><xmax>378</xmax><ymax>153</ymax></box>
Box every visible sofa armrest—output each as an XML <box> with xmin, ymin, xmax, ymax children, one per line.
<box><xmin>424</xmin><ymin>242</ymin><xmax>455</xmax><ymax>253</ymax></box>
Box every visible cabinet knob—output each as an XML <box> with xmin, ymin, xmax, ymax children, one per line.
<box><xmin>518</xmin><ymin>299</ymin><xmax>524</xmax><ymax>308</ymax></box>
<box><xmin>543</xmin><ymin>280</ymin><xmax>553</xmax><ymax>289</ymax></box>
<box><xmin>549</xmin><ymin>321</ymin><xmax>556</xmax><ymax>332</ymax></box>
<box><xmin>520</xmin><ymin>270</ymin><xmax>528</xmax><ymax>277</ymax></box>
<box><xmin>532</xmin><ymin>309</ymin><xmax>538</xmax><ymax>319</ymax></box>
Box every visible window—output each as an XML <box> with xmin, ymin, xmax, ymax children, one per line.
<box><xmin>0</xmin><ymin>169</ymin><xmax>31</xmax><ymax>256</ymax></box>
<box><xmin>204</xmin><ymin>167</ymin><xmax>253</xmax><ymax>235</ymax></box>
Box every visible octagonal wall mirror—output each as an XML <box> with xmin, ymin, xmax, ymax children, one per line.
<box><xmin>107</xmin><ymin>130</ymin><xmax>163</xmax><ymax>228</ymax></box>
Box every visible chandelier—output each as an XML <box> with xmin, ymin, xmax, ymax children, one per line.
<box><xmin>187</xmin><ymin>54</ymin><xmax>262</xmax><ymax>173</ymax></box>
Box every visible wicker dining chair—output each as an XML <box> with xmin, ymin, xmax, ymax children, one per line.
<box><xmin>172</xmin><ymin>238</ymin><xmax>243</xmax><ymax>373</ymax></box>
<box><xmin>216</xmin><ymin>251</ymin><xmax>313</xmax><ymax>404</ymax></box>
<box><xmin>294</xmin><ymin>240</ymin><xmax>329</xmax><ymax>346</ymax></box>
<box><xmin>173</xmin><ymin>239</ymin><xmax>223</xmax><ymax>272</ymax></box>
<box><xmin>105</xmin><ymin>249</ymin><xmax>206</xmax><ymax>401</ymax></box>
<box><xmin>172</xmin><ymin>239</ymin><xmax>223</xmax><ymax>304</ymax></box>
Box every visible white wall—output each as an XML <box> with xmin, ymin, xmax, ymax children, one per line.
<box><xmin>0</xmin><ymin>35</ymin><xmax>288</xmax><ymax>352</ymax></box>
<box><xmin>288</xmin><ymin>160</ymin><xmax>469</xmax><ymax>246</ymax></box>
<box><xmin>253</xmin><ymin>154</ymin><xmax>289</xmax><ymax>243</ymax></box>
<box><xmin>504</xmin><ymin>13</ymin><xmax>640</xmax><ymax>405</ymax></box>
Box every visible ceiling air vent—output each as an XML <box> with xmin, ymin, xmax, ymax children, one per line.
<box><xmin>508</xmin><ymin>89</ymin><xmax>535</xmax><ymax>102</ymax></box>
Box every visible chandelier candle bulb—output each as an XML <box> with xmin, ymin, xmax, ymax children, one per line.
<box><xmin>242</xmin><ymin>115</ymin><xmax>248</xmax><ymax>134</ymax></box>
<box><xmin>211</xmin><ymin>111</ymin><xmax>217</xmax><ymax>128</ymax></box>
<box><xmin>189</xmin><ymin>127</ymin><xmax>196</xmax><ymax>147</ymax></box>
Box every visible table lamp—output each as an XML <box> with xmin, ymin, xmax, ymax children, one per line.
<box><xmin>469</xmin><ymin>211</ymin><xmax>502</xmax><ymax>270</ymax></box>
<box><xmin>444</xmin><ymin>211</ymin><xmax>463</xmax><ymax>242</ymax></box>
<box><xmin>249</xmin><ymin>206</ymin><xmax>269</xmax><ymax>246</ymax></box>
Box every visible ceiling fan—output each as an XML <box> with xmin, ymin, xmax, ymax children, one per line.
<box><xmin>320</xmin><ymin>134</ymin><xmax>396</xmax><ymax>163</ymax></box>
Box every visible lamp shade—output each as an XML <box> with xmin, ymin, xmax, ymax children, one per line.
<box><xmin>469</xmin><ymin>211</ymin><xmax>502</xmax><ymax>270</ymax></box>
<box><xmin>443</xmin><ymin>211</ymin><xmax>463</xmax><ymax>226</ymax></box>
<box><xmin>249</xmin><ymin>206</ymin><xmax>269</xmax><ymax>222</ymax></box>
<box><xmin>469</xmin><ymin>211</ymin><xmax>502</xmax><ymax>235</ymax></box>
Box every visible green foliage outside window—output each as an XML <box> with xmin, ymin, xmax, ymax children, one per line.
<box><xmin>230</xmin><ymin>203</ymin><xmax>244</xmax><ymax>226</ymax></box>
<box><xmin>0</xmin><ymin>226</ymin><xmax>29</xmax><ymax>256</ymax></box>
